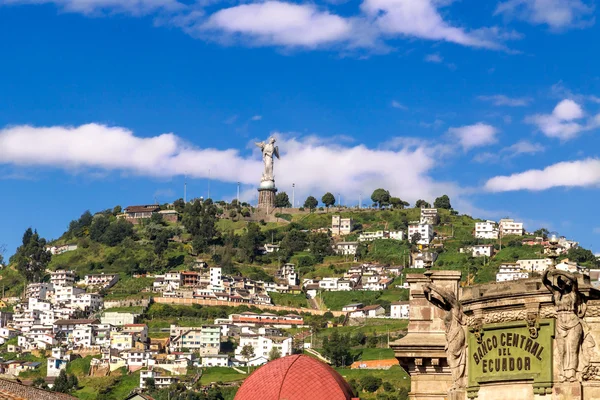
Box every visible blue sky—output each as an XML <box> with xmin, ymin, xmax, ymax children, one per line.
<box><xmin>1</xmin><ymin>0</ymin><xmax>599</xmax><ymax>257</ymax></box>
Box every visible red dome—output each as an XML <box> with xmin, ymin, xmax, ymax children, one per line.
<box><xmin>234</xmin><ymin>354</ymin><xmax>359</xmax><ymax>400</ymax></box>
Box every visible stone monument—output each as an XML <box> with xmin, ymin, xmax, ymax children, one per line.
<box><xmin>255</xmin><ymin>137</ymin><xmax>279</xmax><ymax>210</ymax></box>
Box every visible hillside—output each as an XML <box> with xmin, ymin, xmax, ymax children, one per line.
<box><xmin>2</xmin><ymin>198</ymin><xmax>597</xmax><ymax>300</ymax></box>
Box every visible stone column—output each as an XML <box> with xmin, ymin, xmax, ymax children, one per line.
<box><xmin>257</xmin><ymin>180</ymin><xmax>277</xmax><ymax>211</ymax></box>
<box><xmin>390</xmin><ymin>270</ymin><xmax>463</xmax><ymax>400</ymax></box>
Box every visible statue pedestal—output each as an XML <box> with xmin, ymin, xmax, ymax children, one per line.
<box><xmin>449</xmin><ymin>389</ymin><xmax>467</xmax><ymax>400</ymax></box>
<box><xmin>553</xmin><ymin>382</ymin><xmax>582</xmax><ymax>400</ymax></box>
<box><xmin>257</xmin><ymin>186</ymin><xmax>277</xmax><ymax>211</ymax></box>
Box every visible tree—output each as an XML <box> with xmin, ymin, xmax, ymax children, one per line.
<box><xmin>390</xmin><ymin>197</ymin><xmax>410</xmax><ymax>209</ymax></box>
<box><xmin>240</xmin><ymin>344</ymin><xmax>255</xmax><ymax>372</ymax></box>
<box><xmin>410</xmin><ymin>232</ymin><xmax>422</xmax><ymax>245</ymax></box>
<box><xmin>239</xmin><ymin>223</ymin><xmax>263</xmax><ymax>263</ymax></box>
<box><xmin>322</xmin><ymin>330</ymin><xmax>351</xmax><ymax>367</ymax></box>
<box><xmin>182</xmin><ymin>199</ymin><xmax>218</xmax><ymax>254</ymax></box>
<box><xmin>173</xmin><ymin>198</ymin><xmax>185</xmax><ymax>213</ymax></box>
<box><xmin>567</xmin><ymin>247</ymin><xmax>599</xmax><ymax>267</ymax></box>
<box><xmin>308</xmin><ymin>232</ymin><xmax>333</xmax><ymax>263</ymax></box>
<box><xmin>371</xmin><ymin>188</ymin><xmax>390</xmax><ymax>208</ymax></box>
<box><xmin>101</xmin><ymin>219</ymin><xmax>135</xmax><ymax>246</ymax></box>
<box><xmin>275</xmin><ymin>192</ymin><xmax>291</xmax><ymax>208</ymax></box>
<box><xmin>322</xmin><ymin>192</ymin><xmax>336</xmax><ymax>209</ymax></box>
<box><xmin>360</xmin><ymin>375</ymin><xmax>383</xmax><ymax>393</ymax></box>
<box><xmin>53</xmin><ymin>370</ymin><xmax>70</xmax><ymax>393</ymax></box>
<box><xmin>268</xmin><ymin>347</ymin><xmax>282</xmax><ymax>361</ymax></box>
<box><xmin>154</xmin><ymin>230</ymin><xmax>171</xmax><ymax>257</ymax></box>
<box><xmin>304</xmin><ymin>196</ymin><xmax>318</xmax><ymax>212</ymax></box>
<box><xmin>12</xmin><ymin>228</ymin><xmax>51</xmax><ymax>283</ymax></box>
<box><xmin>433</xmin><ymin>194</ymin><xmax>452</xmax><ymax>210</ymax></box>
<box><xmin>534</xmin><ymin>228</ymin><xmax>549</xmax><ymax>239</ymax></box>
<box><xmin>280</xmin><ymin>229</ymin><xmax>308</xmax><ymax>259</ymax></box>
<box><xmin>145</xmin><ymin>378</ymin><xmax>156</xmax><ymax>391</ymax></box>
<box><xmin>415</xmin><ymin>199</ymin><xmax>431</xmax><ymax>208</ymax></box>
<box><xmin>89</xmin><ymin>215</ymin><xmax>110</xmax><ymax>242</ymax></box>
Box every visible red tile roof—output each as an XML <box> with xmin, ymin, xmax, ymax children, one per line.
<box><xmin>234</xmin><ymin>354</ymin><xmax>358</xmax><ymax>400</ymax></box>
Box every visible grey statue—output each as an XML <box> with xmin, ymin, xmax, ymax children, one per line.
<box><xmin>423</xmin><ymin>283</ymin><xmax>467</xmax><ymax>391</ymax></box>
<box><xmin>255</xmin><ymin>137</ymin><xmax>280</xmax><ymax>182</ymax></box>
<box><xmin>543</xmin><ymin>266</ymin><xmax>595</xmax><ymax>382</ymax></box>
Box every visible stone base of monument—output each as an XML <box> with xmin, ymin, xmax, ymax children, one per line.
<box><xmin>257</xmin><ymin>180</ymin><xmax>277</xmax><ymax>211</ymax></box>
<box><xmin>553</xmin><ymin>382</ymin><xmax>582</xmax><ymax>400</ymax></box>
<box><xmin>449</xmin><ymin>388</ymin><xmax>466</xmax><ymax>400</ymax></box>
<box><xmin>582</xmin><ymin>381</ymin><xmax>600</xmax><ymax>399</ymax></box>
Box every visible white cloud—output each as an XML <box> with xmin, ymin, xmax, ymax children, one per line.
<box><xmin>495</xmin><ymin>0</ymin><xmax>594</xmax><ymax>30</ymax></box>
<box><xmin>484</xmin><ymin>158</ymin><xmax>600</xmax><ymax>192</ymax></box>
<box><xmin>424</xmin><ymin>53</ymin><xmax>443</xmax><ymax>63</ymax></box>
<box><xmin>551</xmin><ymin>81</ymin><xmax>600</xmax><ymax>104</ymax></box>
<box><xmin>391</xmin><ymin>100</ymin><xmax>407</xmax><ymax>110</ymax></box>
<box><xmin>477</xmin><ymin>94</ymin><xmax>532</xmax><ymax>106</ymax></box>
<box><xmin>201</xmin><ymin>2</ymin><xmax>352</xmax><ymax>48</ymax></box>
<box><xmin>361</xmin><ymin>0</ymin><xmax>507</xmax><ymax>49</ymax></box>
<box><xmin>525</xmin><ymin>99</ymin><xmax>600</xmax><ymax>140</ymax></box>
<box><xmin>1</xmin><ymin>0</ymin><xmax>182</xmax><ymax>14</ymax></box>
<box><xmin>0</xmin><ymin>123</ymin><xmax>462</xmax><ymax>206</ymax></box>
<box><xmin>251</xmin><ymin>115</ymin><xmax>262</xmax><ymax>121</ymax></box>
<box><xmin>504</xmin><ymin>140</ymin><xmax>545</xmax><ymax>155</ymax></box>
<box><xmin>447</xmin><ymin>123</ymin><xmax>499</xmax><ymax>150</ymax></box>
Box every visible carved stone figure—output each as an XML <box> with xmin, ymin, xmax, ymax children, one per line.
<box><xmin>255</xmin><ymin>137</ymin><xmax>279</xmax><ymax>182</ymax></box>
<box><xmin>543</xmin><ymin>266</ymin><xmax>595</xmax><ymax>382</ymax></box>
<box><xmin>423</xmin><ymin>283</ymin><xmax>467</xmax><ymax>391</ymax></box>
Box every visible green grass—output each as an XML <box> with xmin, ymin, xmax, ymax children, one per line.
<box><xmin>269</xmin><ymin>292</ymin><xmax>309</xmax><ymax>308</ymax></box>
<box><xmin>335</xmin><ymin>365</ymin><xmax>410</xmax><ymax>399</ymax></box>
<box><xmin>103</xmin><ymin>306</ymin><xmax>145</xmax><ymax>314</ymax></box>
<box><xmin>356</xmin><ymin>347</ymin><xmax>395</xmax><ymax>361</ymax></box>
<box><xmin>200</xmin><ymin>367</ymin><xmax>247</xmax><ymax>385</ymax></box>
<box><xmin>103</xmin><ymin>277</ymin><xmax>154</xmax><ymax>300</ymax></box>
<box><xmin>321</xmin><ymin>291</ymin><xmax>382</xmax><ymax>311</ymax></box>
<box><xmin>318</xmin><ymin>319</ymin><xmax>408</xmax><ymax>339</ymax></box>
<box><xmin>106</xmin><ymin>370</ymin><xmax>141</xmax><ymax>399</ymax></box>
<box><xmin>66</xmin><ymin>355</ymin><xmax>96</xmax><ymax>377</ymax></box>
<box><xmin>0</xmin><ymin>267</ymin><xmax>26</xmax><ymax>297</ymax></box>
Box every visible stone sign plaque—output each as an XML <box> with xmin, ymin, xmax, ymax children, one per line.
<box><xmin>467</xmin><ymin>319</ymin><xmax>554</xmax><ymax>397</ymax></box>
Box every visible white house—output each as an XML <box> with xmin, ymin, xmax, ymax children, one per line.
<box><xmin>140</xmin><ymin>369</ymin><xmax>179</xmax><ymax>389</ymax></box>
<box><xmin>390</xmin><ymin>301</ymin><xmax>410</xmax><ymax>319</ymax></box>
<box><xmin>408</xmin><ymin>224</ymin><xmax>433</xmax><ymax>245</ymax></box>
<box><xmin>517</xmin><ymin>258</ymin><xmax>553</xmax><ymax>273</ymax></box>
<box><xmin>412</xmin><ymin>252</ymin><xmax>438</xmax><ymax>269</ymax></box>
<box><xmin>319</xmin><ymin>278</ymin><xmax>339</xmax><ymax>291</ymax></box>
<box><xmin>235</xmin><ymin>334</ymin><xmax>293</xmax><ymax>364</ymax></box>
<box><xmin>496</xmin><ymin>263</ymin><xmax>529</xmax><ymax>282</ymax></box>
<box><xmin>499</xmin><ymin>219</ymin><xmax>524</xmax><ymax>236</ymax></box>
<box><xmin>460</xmin><ymin>245</ymin><xmax>494</xmax><ymax>258</ymax></box>
<box><xmin>358</xmin><ymin>231</ymin><xmax>405</xmax><ymax>242</ymax></box>
<box><xmin>25</xmin><ymin>283</ymin><xmax>53</xmax><ymax>300</ymax></box>
<box><xmin>474</xmin><ymin>221</ymin><xmax>499</xmax><ymax>240</ymax></box>
<box><xmin>349</xmin><ymin>305</ymin><xmax>385</xmax><ymax>318</ymax></box>
<box><xmin>201</xmin><ymin>354</ymin><xmax>229</xmax><ymax>367</ymax></box>
<box><xmin>49</xmin><ymin>270</ymin><xmax>76</xmax><ymax>287</ymax></box>
<box><xmin>210</xmin><ymin>267</ymin><xmax>223</xmax><ymax>290</ymax></box>
<box><xmin>335</xmin><ymin>241</ymin><xmax>359</xmax><ymax>256</ymax></box>
<box><xmin>342</xmin><ymin>303</ymin><xmax>363</xmax><ymax>312</ymax></box>
<box><xmin>83</xmin><ymin>273</ymin><xmax>119</xmax><ymax>289</ymax></box>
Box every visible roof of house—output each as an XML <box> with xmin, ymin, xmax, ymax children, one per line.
<box><xmin>360</xmin><ymin>305</ymin><xmax>384</xmax><ymax>311</ymax></box>
<box><xmin>125</xmin><ymin>205</ymin><xmax>160</xmax><ymax>213</ymax></box>
<box><xmin>0</xmin><ymin>378</ymin><xmax>77</xmax><ymax>400</ymax></box>
<box><xmin>391</xmin><ymin>301</ymin><xmax>410</xmax><ymax>306</ymax></box>
<box><xmin>54</xmin><ymin>319</ymin><xmax>99</xmax><ymax>326</ymax></box>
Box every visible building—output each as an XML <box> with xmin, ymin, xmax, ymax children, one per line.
<box><xmin>26</xmin><ymin>283</ymin><xmax>53</xmax><ymax>300</ymax></box>
<box><xmin>342</xmin><ymin>303</ymin><xmax>363</xmax><ymax>312</ymax></box>
<box><xmin>235</xmin><ymin>334</ymin><xmax>293</xmax><ymax>364</ymax></box>
<box><xmin>124</xmin><ymin>205</ymin><xmax>161</xmax><ymax>224</ymax></box>
<box><xmin>420</xmin><ymin>208</ymin><xmax>439</xmax><ymax>225</ymax></box>
<box><xmin>358</xmin><ymin>230</ymin><xmax>404</xmax><ymax>242</ymax></box>
<box><xmin>499</xmin><ymin>218</ymin><xmax>524</xmax><ymax>236</ymax></box>
<box><xmin>276</xmin><ymin>263</ymin><xmax>298</xmax><ymax>286</ymax></box>
<box><xmin>210</xmin><ymin>267</ymin><xmax>223</xmax><ymax>290</ymax></box>
<box><xmin>496</xmin><ymin>263</ymin><xmax>529</xmax><ymax>282</ymax></box>
<box><xmin>101</xmin><ymin>312</ymin><xmax>139</xmax><ymax>326</ymax></box>
<box><xmin>83</xmin><ymin>273</ymin><xmax>119</xmax><ymax>289</ymax></box>
<box><xmin>123</xmin><ymin>324</ymin><xmax>148</xmax><ymax>344</ymax></box>
<box><xmin>234</xmin><ymin>354</ymin><xmax>359</xmax><ymax>400</ymax></box>
<box><xmin>331</xmin><ymin>215</ymin><xmax>354</xmax><ymax>236</ymax></box>
<box><xmin>140</xmin><ymin>369</ymin><xmax>179</xmax><ymax>389</ymax></box>
<box><xmin>411</xmin><ymin>252</ymin><xmax>438</xmax><ymax>269</ymax></box>
<box><xmin>349</xmin><ymin>305</ymin><xmax>385</xmax><ymax>318</ymax></box>
<box><xmin>158</xmin><ymin>209</ymin><xmax>179</xmax><ymax>223</ymax></box>
<box><xmin>200</xmin><ymin>325</ymin><xmax>221</xmax><ymax>356</ymax></box>
<box><xmin>334</xmin><ymin>241</ymin><xmax>359</xmax><ymax>256</ymax></box>
<box><xmin>474</xmin><ymin>221</ymin><xmax>499</xmax><ymax>240</ymax></box>
<box><xmin>390</xmin><ymin>301</ymin><xmax>410</xmax><ymax>319</ymax></box>
<box><xmin>264</xmin><ymin>244</ymin><xmax>280</xmax><ymax>253</ymax></box>
<box><xmin>460</xmin><ymin>244</ymin><xmax>494</xmax><ymax>258</ymax></box>
<box><xmin>517</xmin><ymin>258</ymin><xmax>553</xmax><ymax>273</ymax></box>
<box><xmin>72</xmin><ymin>293</ymin><xmax>103</xmax><ymax>311</ymax></box>
<box><xmin>50</xmin><ymin>270</ymin><xmax>76</xmax><ymax>287</ymax></box>
<box><xmin>201</xmin><ymin>354</ymin><xmax>229</xmax><ymax>367</ymax></box>
<box><xmin>408</xmin><ymin>224</ymin><xmax>433</xmax><ymax>245</ymax></box>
